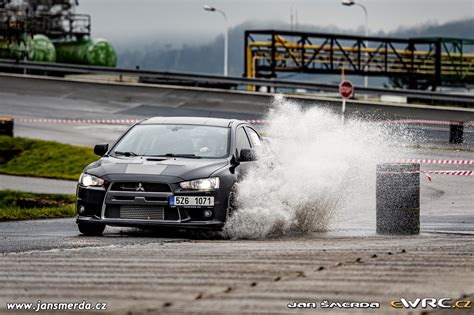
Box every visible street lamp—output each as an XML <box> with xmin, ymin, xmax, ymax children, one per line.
<box><xmin>203</xmin><ymin>5</ymin><xmax>229</xmax><ymax>76</ymax></box>
<box><xmin>342</xmin><ymin>0</ymin><xmax>369</xmax><ymax>89</ymax></box>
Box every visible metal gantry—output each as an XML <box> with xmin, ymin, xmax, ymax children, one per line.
<box><xmin>245</xmin><ymin>30</ymin><xmax>474</xmax><ymax>90</ymax></box>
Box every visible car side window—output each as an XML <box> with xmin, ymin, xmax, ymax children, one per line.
<box><xmin>236</xmin><ymin>127</ymin><xmax>251</xmax><ymax>156</ymax></box>
<box><xmin>245</xmin><ymin>127</ymin><xmax>262</xmax><ymax>148</ymax></box>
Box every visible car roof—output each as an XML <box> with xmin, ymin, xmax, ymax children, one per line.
<box><xmin>140</xmin><ymin>116</ymin><xmax>245</xmax><ymax>127</ymax></box>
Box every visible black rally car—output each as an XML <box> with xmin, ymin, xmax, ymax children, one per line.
<box><xmin>76</xmin><ymin>117</ymin><xmax>264</xmax><ymax>235</ymax></box>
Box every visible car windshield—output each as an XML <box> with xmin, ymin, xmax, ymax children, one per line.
<box><xmin>112</xmin><ymin>124</ymin><xmax>230</xmax><ymax>158</ymax></box>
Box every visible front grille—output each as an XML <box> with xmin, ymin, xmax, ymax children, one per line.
<box><xmin>111</xmin><ymin>182</ymin><xmax>171</xmax><ymax>192</ymax></box>
<box><xmin>120</xmin><ymin>206</ymin><xmax>164</xmax><ymax>220</ymax></box>
<box><xmin>105</xmin><ymin>205</ymin><xmax>178</xmax><ymax>220</ymax></box>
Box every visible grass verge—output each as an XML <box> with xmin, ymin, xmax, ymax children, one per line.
<box><xmin>0</xmin><ymin>136</ymin><xmax>97</xmax><ymax>180</ymax></box>
<box><xmin>0</xmin><ymin>190</ymin><xmax>75</xmax><ymax>221</ymax></box>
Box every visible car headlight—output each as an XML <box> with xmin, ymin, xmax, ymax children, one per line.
<box><xmin>180</xmin><ymin>177</ymin><xmax>220</xmax><ymax>191</ymax></box>
<box><xmin>79</xmin><ymin>173</ymin><xmax>105</xmax><ymax>187</ymax></box>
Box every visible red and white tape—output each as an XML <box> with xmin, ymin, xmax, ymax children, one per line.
<box><xmin>247</xmin><ymin>119</ymin><xmax>474</xmax><ymax>126</ymax></box>
<box><xmin>383</xmin><ymin>170</ymin><xmax>473</xmax><ymax>176</ymax></box>
<box><xmin>387</xmin><ymin>159</ymin><xmax>474</xmax><ymax>181</ymax></box>
<box><xmin>423</xmin><ymin>170</ymin><xmax>473</xmax><ymax>182</ymax></box>
<box><xmin>423</xmin><ymin>170</ymin><xmax>473</xmax><ymax>176</ymax></box>
<box><xmin>18</xmin><ymin>118</ymin><xmax>141</xmax><ymax>124</ymax></box>
<box><xmin>395</xmin><ymin>159</ymin><xmax>474</xmax><ymax>165</ymax></box>
<box><xmin>17</xmin><ymin>118</ymin><xmax>269</xmax><ymax>125</ymax></box>
<box><xmin>14</xmin><ymin>118</ymin><xmax>474</xmax><ymax>126</ymax></box>
<box><xmin>245</xmin><ymin>119</ymin><xmax>267</xmax><ymax>125</ymax></box>
<box><xmin>246</xmin><ymin>119</ymin><xmax>474</xmax><ymax>126</ymax></box>
<box><xmin>383</xmin><ymin>119</ymin><xmax>473</xmax><ymax>126</ymax></box>
<box><xmin>381</xmin><ymin>170</ymin><xmax>473</xmax><ymax>182</ymax></box>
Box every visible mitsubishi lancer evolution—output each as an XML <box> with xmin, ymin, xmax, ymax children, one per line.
<box><xmin>76</xmin><ymin>117</ymin><xmax>263</xmax><ymax>235</ymax></box>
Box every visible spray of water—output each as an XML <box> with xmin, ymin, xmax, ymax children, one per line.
<box><xmin>223</xmin><ymin>95</ymin><xmax>416</xmax><ymax>239</ymax></box>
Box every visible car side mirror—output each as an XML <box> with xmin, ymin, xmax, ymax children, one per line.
<box><xmin>239</xmin><ymin>148</ymin><xmax>257</xmax><ymax>162</ymax></box>
<box><xmin>93</xmin><ymin>144</ymin><xmax>109</xmax><ymax>156</ymax></box>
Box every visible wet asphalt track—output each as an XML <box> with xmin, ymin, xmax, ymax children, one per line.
<box><xmin>0</xmin><ymin>220</ymin><xmax>473</xmax><ymax>314</ymax></box>
<box><xmin>1</xmin><ymin>148</ymin><xmax>473</xmax><ymax>314</ymax></box>
<box><xmin>0</xmin><ymin>74</ymin><xmax>473</xmax><ymax>147</ymax></box>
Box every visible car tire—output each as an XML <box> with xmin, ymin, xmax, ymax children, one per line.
<box><xmin>78</xmin><ymin>223</ymin><xmax>106</xmax><ymax>236</ymax></box>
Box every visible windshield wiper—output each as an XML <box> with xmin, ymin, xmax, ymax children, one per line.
<box><xmin>113</xmin><ymin>151</ymin><xmax>140</xmax><ymax>157</ymax></box>
<box><xmin>153</xmin><ymin>153</ymin><xmax>202</xmax><ymax>159</ymax></box>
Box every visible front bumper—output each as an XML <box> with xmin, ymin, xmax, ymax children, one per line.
<box><xmin>76</xmin><ymin>179</ymin><xmax>228</xmax><ymax>230</ymax></box>
<box><xmin>76</xmin><ymin>215</ymin><xmax>225</xmax><ymax>230</ymax></box>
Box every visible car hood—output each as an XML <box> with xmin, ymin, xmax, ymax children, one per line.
<box><xmin>84</xmin><ymin>156</ymin><xmax>229</xmax><ymax>182</ymax></box>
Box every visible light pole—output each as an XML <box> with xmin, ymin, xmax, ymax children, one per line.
<box><xmin>203</xmin><ymin>5</ymin><xmax>228</xmax><ymax>76</ymax></box>
<box><xmin>342</xmin><ymin>0</ymin><xmax>369</xmax><ymax>89</ymax></box>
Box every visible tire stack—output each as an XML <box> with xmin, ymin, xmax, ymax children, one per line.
<box><xmin>376</xmin><ymin>163</ymin><xmax>420</xmax><ymax>235</ymax></box>
<box><xmin>0</xmin><ymin>117</ymin><xmax>14</xmax><ymax>137</ymax></box>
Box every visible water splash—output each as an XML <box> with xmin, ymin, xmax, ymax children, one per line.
<box><xmin>223</xmin><ymin>95</ymin><xmax>416</xmax><ymax>239</ymax></box>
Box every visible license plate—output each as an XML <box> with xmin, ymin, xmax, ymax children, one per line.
<box><xmin>169</xmin><ymin>196</ymin><xmax>214</xmax><ymax>207</ymax></box>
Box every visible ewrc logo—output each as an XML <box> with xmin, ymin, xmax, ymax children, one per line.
<box><xmin>390</xmin><ymin>298</ymin><xmax>471</xmax><ymax>309</ymax></box>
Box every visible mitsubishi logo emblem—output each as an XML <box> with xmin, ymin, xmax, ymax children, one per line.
<box><xmin>136</xmin><ymin>183</ymin><xmax>145</xmax><ymax>191</ymax></box>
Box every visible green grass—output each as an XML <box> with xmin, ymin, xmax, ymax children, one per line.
<box><xmin>0</xmin><ymin>190</ymin><xmax>75</xmax><ymax>221</ymax></box>
<box><xmin>0</xmin><ymin>136</ymin><xmax>98</xmax><ymax>180</ymax></box>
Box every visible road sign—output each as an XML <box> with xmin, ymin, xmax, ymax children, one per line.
<box><xmin>339</xmin><ymin>80</ymin><xmax>354</xmax><ymax>99</ymax></box>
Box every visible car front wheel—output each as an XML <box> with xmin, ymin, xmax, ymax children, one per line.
<box><xmin>78</xmin><ymin>223</ymin><xmax>106</xmax><ymax>236</ymax></box>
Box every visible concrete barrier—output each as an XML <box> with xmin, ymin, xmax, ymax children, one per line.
<box><xmin>376</xmin><ymin>163</ymin><xmax>420</xmax><ymax>235</ymax></box>
<box><xmin>2</xmin><ymin>74</ymin><xmax>474</xmax><ymax>123</ymax></box>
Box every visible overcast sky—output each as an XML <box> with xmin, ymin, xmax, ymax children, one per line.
<box><xmin>80</xmin><ymin>0</ymin><xmax>474</xmax><ymax>45</ymax></box>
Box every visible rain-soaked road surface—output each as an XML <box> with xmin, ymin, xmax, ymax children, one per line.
<box><xmin>0</xmin><ymin>223</ymin><xmax>473</xmax><ymax>314</ymax></box>
<box><xmin>1</xmin><ymin>173</ymin><xmax>473</xmax><ymax>315</ymax></box>
<box><xmin>1</xmin><ymin>146</ymin><xmax>473</xmax><ymax>315</ymax></box>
